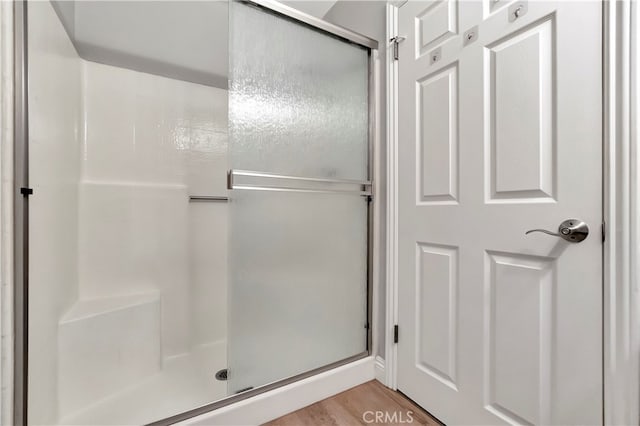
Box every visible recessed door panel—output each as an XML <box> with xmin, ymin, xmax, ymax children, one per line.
<box><xmin>416</xmin><ymin>0</ymin><xmax>458</xmax><ymax>56</ymax></box>
<box><xmin>485</xmin><ymin>251</ymin><xmax>553</xmax><ymax>425</ymax></box>
<box><xmin>486</xmin><ymin>18</ymin><xmax>555</xmax><ymax>202</ymax></box>
<box><xmin>417</xmin><ymin>64</ymin><xmax>459</xmax><ymax>204</ymax></box>
<box><xmin>416</xmin><ymin>243</ymin><xmax>458</xmax><ymax>389</ymax></box>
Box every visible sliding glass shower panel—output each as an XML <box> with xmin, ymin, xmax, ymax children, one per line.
<box><xmin>228</xmin><ymin>1</ymin><xmax>370</xmax><ymax>393</ymax></box>
<box><xmin>228</xmin><ymin>190</ymin><xmax>367</xmax><ymax>393</ymax></box>
<box><xmin>228</xmin><ymin>1</ymin><xmax>369</xmax><ymax>181</ymax></box>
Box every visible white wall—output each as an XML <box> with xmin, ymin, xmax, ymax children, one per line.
<box><xmin>27</xmin><ymin>2</ymin><xmax>82</xmax><ymax>424</ymax></box>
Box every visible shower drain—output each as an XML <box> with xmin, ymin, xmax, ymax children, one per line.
<box><xmin>215</xmin><ymin>368</ymin><xmax>228</xmax><ymax>381</ymax></box>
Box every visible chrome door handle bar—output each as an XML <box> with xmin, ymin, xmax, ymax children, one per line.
<box><xmin>525</xmin><ymin>219</ymin><xmax>589</xmax><ymax>243</ymax></box>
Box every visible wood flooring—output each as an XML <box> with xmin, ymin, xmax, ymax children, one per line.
<box><xmin>263</xmin><ymin>380</ymin><xmax>441</xmax><ymax>426</ymax></box>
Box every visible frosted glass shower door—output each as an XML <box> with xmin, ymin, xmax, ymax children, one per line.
<box><xmin>228</xmin><ymin>1</ymin><xmax>370</xmax><ymax>394</ymax></box>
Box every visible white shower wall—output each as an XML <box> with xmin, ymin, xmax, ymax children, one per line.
<box><xmin>28</xmin><ymin>2</ymin><xmax>82</xmax><ymax>424</ymax></box>
<box><xmin>77</xmin><ymin>60</ymin><xmax>228</xmax><ymax>357</ymax></box>
<box><xmin>68</xmin><ymin>62</ymin><xmax>228</xmax><ymax>416</ymax></box>
<box><xmin>29</xmin><ymin>2</ymin><xmax>229</xmax><ymax>422</ymax></box>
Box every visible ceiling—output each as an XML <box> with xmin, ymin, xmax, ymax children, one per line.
<box><xmin>51</xmin><ymin>0</ymin><xmax>338</xmax><ymax>89</ymax></box>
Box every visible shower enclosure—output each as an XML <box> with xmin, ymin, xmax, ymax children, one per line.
<box><xmin>16</xmin><ymin>0</ymin><xmax>378</xmax><ymax>424</ymax></box>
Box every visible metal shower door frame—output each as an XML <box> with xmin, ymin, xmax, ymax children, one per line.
<box><xmin>12</xmin><ymin>0</ymin><xmax>380</xmax><ymax>424</ymax></box>
<box><xmin>13</xmin><ymin>1</ymin><xmax>29</xmax><ymax>425</ymax></box>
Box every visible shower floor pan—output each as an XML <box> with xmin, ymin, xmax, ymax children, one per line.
<box><xmin>58</xmin><ymin>341</ymin><xmax>227</xmax><ymax>425</ymax></box>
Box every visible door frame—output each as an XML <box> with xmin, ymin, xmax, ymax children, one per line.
<box><xmin>384</xmin><ymin>1</ymin><xmax>640</xmax><ymax>425</ymax></box>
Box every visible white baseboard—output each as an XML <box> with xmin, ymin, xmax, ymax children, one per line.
<box><xmin>374</xmin><ymin>356</ymin><xmax>386</xmax><ymax>385</ymax></box>
<box><xmin>180</xmin><ymin>356</ymin><xmax>375</xmax><ymax>426</ymax></box>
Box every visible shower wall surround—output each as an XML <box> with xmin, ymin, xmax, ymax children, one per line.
<box><xmin>77</xmin><ymin>59</ymin><xmax>227</xmax><ymax>356</ymax></box>
<box><xmin>28</xmin><ymin>3</ymin><xmax>82</xmax><ymax>424</ymax></box>
<box><xmin>28</xmin><ymin>2</ymin><xmax>228</xmax><ymax>423</ymax></box>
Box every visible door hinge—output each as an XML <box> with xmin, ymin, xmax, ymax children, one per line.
<box><xmin>602</xmin><ymin>222</ymin><xmax>606</xmax><ymax>242</ymax></box>
<box><xmin>20</xmin><ymin>187</ymin><xmax>33</xmax><ymax>197</ymax></box>
<box><xmin>393</xmin><ymin>324</ymin><xmax>399</xmax><ymax>344</ymax></box>
<box><xmin>390</xmin><ymin>36</ymin><xmax>406</xmax><ymax>61</ymax></box>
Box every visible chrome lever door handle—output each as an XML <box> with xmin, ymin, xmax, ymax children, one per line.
<box><xmin>525</xmin><ymin>228</ymin><xmax>560</xmax><ymax>237</ymax></box>
<box><xmin>525</xmin><ymin>219</ymin><xmax>589</xmax><ymax>243</ymax></box>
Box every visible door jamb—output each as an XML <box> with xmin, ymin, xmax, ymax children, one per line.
<box><xmin>603</xmin><ymin>1</ymin><xmax>640</xmax><ymax>424</ymax></box>
<box><xmin>384</xmin><ymin>1</ymin><xmax>400</xmax><ymax>391</ymax></box>
<box><xmin>384</xmin><ymin>2</ymin><xmax>640</xmax><ymax>424</ymax></box>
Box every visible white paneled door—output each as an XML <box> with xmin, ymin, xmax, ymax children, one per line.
<box><xmin>396</xmin><ymin>1</ymin><xmax>602</xmax><ymax>424</ymax></box>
